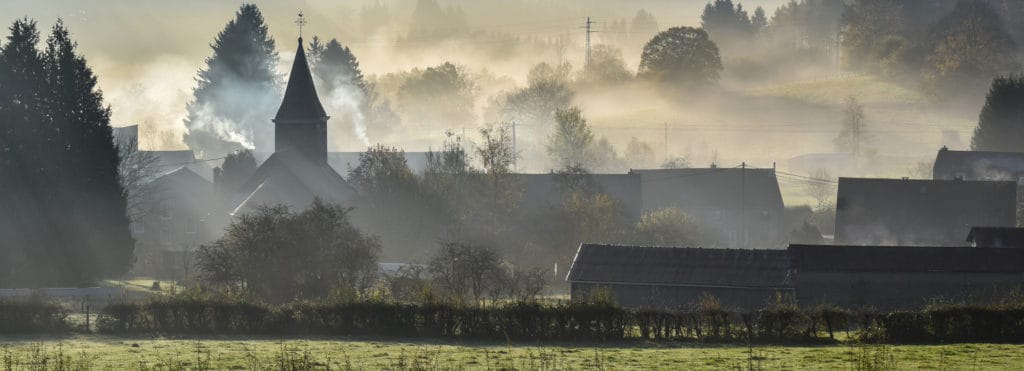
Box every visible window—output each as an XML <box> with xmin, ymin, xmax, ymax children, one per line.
<box><xmin>160</xmin><ymin>200</ymin><xmax>173</xmax><ymax>220</ymax></box>
<box><xmin>185</xmin><ymin>216</ymin><xmax>198</xmax><ymax>235</ymax></box>
<box><xmin>160</xmin><ymin>227</ymin><xmax>171</xmax><ymax>246</ymax></box>
<box><xmin>131</xmin><ymin>222</ymin><xmax>145</xmax><ymax>234</ymax></box>
<box><xmin>1017</xmin><ymin>176</ymin><xmax>1024</xmax><ymax>186</ymax></box>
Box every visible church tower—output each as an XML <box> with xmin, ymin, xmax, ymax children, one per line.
<box><xmin>274</xmin><ymin>37</ymin><xmax>329</xmax><ymax>164</ymax></box>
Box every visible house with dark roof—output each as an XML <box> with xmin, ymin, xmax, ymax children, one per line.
<box><xmin>228</xmin><ymin>37</ymin><xmax>356</xmax><ymax>215</ymax></box>
<box><xmin>933</xmin><ymin>147</ymin><xmax>1024</xmax><ymax>182</ymax></box>
<box><xmin>566</xmin><ymin>243</ymin><xmax>792</xmax><ymax>309</ymax></box>
<box><xmin>834</xmin><ymin>178</ymin><xmax>1016</xmax><ymax>246</ymax></box>
<box><xmin>967</xmin><ymin>227</ymin><xmax>1024</xmax><ymax>248</ymax></box>
<box><xmin>629</xmin><ymin>167</ymin><xmax>786</xmax><ymax>248</ymax></box>
<box><xmin>516</xmin><ymin>173</ymin><xmax>644</xmax><ymax>221</ymax></box>
<box><xmin>789</xmin><ymin>244</ymin><xmax>1024</xmax><ymax>309</ymax></box>
<box><xmin>130</xmin><ymin>166</ymin><xmax>216</xmax><ymax>279</ymax></box>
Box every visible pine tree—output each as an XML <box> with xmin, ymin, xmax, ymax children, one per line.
<box><xmin>971</xmin><ymin>75</ymin><xmax>1024</xmax><ymax>151</ymax></box>
<box><xmin>0</xmin><ymin>19</ymin><xmax>133</xmax><ymax>285</ymax></box>
<box><xmin>45</xmin><ymin>20</ymin><xmax>134</xmax><ymax>282</ymax></box>
<box><xmin>312</xmin><ymin>38</ymin><xmax>366</xmax><ymax>94</ymax></box>
<box><xmin>183</xmin><ymin>4</ymin><xmax>279</xmax><ymax>157</ymax></box>
<box><xmin>0</xmin><ymin>18</ymin><xmax>48</xmax><ymax>286</ymax></box>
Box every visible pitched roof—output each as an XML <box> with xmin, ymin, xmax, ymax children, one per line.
<box><xmin>274</xmin><ymin>37</ymin><xmax>328</xmax><ymax>123</ymax></box>
<box><xmin>231</xmin><ymin>151</ymin><xmax>356</xmax><ymax>215</ymax></box>
<box><xmin>629</xmin><ymin>168</ymin><xmax>784</xmax><ymax>212</ymax></box>
<box><xmin>966</xmin><ymin>227</ymin><xmax>1024</xmax><ymax>248</ymax></box>
<box><xmin>835</xmin><ymin>178</ymin><xmax>1017</xmax><ymax>245</ymax></box>
<box><xmin>933</xmin><ymin>148</ymin><xmax>1024</xmax><ymax>180</ymax></box>
<box><xmin>789</xmin><ymin>244</ymin><xmax>1024</xmax><ymax>273</ymax></box>
<box><xmin>566</xmin><ymin>244</ymin><xmax>791</xmax><ymax>289</ymax></box>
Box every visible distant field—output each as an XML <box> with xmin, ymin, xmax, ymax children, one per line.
<box><xmin>1</xmin><ymin>335</ymin><xmax>1020</xmax><ymax>370</ymax></box>
<box><xmin>742</xmin><ymin>75</ymin><xmax>929</xmax><ymax>107</ymax></box>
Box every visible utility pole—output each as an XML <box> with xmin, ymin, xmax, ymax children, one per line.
<box><xmin>581</xmin><ymin>17</ymin><xmax>596</xmax><ymax>69</ymax></box>
<box><xmin>664</xmin><ymin>122</ymin><xmax>668</xmax><ymax>162</ymax></box>
<box><xmin>740</xmin><ymin>162</ymin><xmax>747</xmax><ymax>248</ymax></box>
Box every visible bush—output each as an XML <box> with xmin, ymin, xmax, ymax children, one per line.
<box><xmin>0</xmin><ymin>297</ymin><xmax>68</xmax><ymax>333</ymax></box>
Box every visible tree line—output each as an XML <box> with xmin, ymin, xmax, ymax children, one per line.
<box><xmin>0</xmin><ymin>19</ymin><xmax>133</xmax><ymax>287</ymax></box>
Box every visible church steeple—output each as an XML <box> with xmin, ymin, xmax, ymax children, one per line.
<box><xmin>274</xmin><ymin>37</ymin><xmax>328</xmax><ymax>123</ymax></box>
<box><xmin>273</xmin><ymin>35</ymin><xmax>329</xmax><ymax>164</ymax></box>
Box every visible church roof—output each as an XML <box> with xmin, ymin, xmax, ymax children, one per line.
<box><xmin>275</xmin><ymin>37</ymin><xmax>328</xmax><ymax>123</ymax></box>
<box><xmin>231</xmin><ymin>151</ymin><xmax>356</xmax><ymax>215</ymax></box>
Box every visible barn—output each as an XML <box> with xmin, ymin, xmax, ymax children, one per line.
<box><xmin>834</xmin><ymin>177</ymin><xmax>1017</xmax><ymax>245</ymax></box>
<box><xmin>789</xmin><ymin>244</ymin><xmax>1024</xmax><ymax>310</ymax></box>
<box><xmin>565</xmin><ymin>243</ymin><xmax>792</xmax><ymax>309</ymax></box>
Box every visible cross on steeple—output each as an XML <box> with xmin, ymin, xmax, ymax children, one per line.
<box><xmin>295</xmin><ymin>11</ymin><xmax>308</xmax><ymax>38</ymax></box>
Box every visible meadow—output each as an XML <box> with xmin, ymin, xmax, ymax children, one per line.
<box><xmin>1</xmin><ymin>335</ymin><xmax>1022</xmax><ymax>370</ymax></box>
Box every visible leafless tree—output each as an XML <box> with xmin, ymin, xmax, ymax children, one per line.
<box><xmin>117</xmin><ymin>133</ymin><xmax>161</xmax><ymax>220</ymax></box>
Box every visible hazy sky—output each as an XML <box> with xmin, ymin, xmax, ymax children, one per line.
<box><xmin>0</xmin><ymin>0</ymin><xmax>791</xmax><ymax>147</ymax></box>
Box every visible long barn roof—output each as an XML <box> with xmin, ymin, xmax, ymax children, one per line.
<box><xmin>566</xmin><ymin>244</ymin><xmax>791</xmax><ymax>289</ymax></box>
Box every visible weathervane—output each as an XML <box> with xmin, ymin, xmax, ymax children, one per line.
<box><xmin>295</xmin><ymin>11</ymin><xmax>308</xmax><ymax>38</ymax></box>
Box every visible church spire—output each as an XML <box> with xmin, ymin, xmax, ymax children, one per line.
<box><xmin>274</xmin><ymin>35</ymin><xmax>328</xmax><ymax>124</ymax></box>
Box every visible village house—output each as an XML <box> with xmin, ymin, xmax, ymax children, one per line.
<box><xmin>834</xmin><ymin>177</ymin><xmax>1016</xmax><ymax>246</ymax></box>
<box><xmin>932</xmin><ymin>147</ymin><xmax>1024</xmax><ymax>182</ymax></box>
<box><xmin>629</xmin><ymin>167</ymin><xmax>786</xmax><ymax>248</ymax></box>
<box><xmin>130</xmin><ymin>166</ymin><xmax>216</xmax><ymax>279</ymax></box>
<box><xmin>789</xmin><ymin>244</ymin><xmax>1024</xmax><ymax>310</ymax></box>
<box><xmin>565</xmin><ymin>243</ymin><xmax>792</xmax><ymax>309</ymax></box>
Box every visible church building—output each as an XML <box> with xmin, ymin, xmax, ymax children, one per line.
<box><xmin>230</xmin><ymin>37</ymin><xmax>356</xmax><ymax>215</ymax></box>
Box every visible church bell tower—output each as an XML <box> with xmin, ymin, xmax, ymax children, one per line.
<box><xmin>273</xmin><ymin>27</ymin><xmax>329</xmax><ymax>164</ymax></box>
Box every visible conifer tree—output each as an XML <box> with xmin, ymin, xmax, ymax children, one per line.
<box><xmin>971</xmin><ymin>75</ymin><xmax>1024</xmax><ymax>152</ymax></box>
<box><xmin>184</xmin><ymin>4</ymin><xmax>279</xmax><ymax>157</ymax></box>
<box><xmin>313</xmin><ymin>38</ymin><xmax>367</xmax><ymax>94</ymax></box>
<box><xmin>0</xmin><ymin>19</ymin><xmax>133</xmax><ymax>285</ymax></box>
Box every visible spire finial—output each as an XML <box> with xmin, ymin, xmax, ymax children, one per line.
<box><xmin>295</xmin><ymin>11</ymin><xmax>308</xmax><ymax>39</ymax></box>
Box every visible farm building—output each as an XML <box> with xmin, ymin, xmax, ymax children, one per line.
<box><xmin>834</xmin><ymin>178</ymin><xmax>1016</xmax><ymax>246</ymax></box>
<box><xmin>967</xmin><ymin>227</ymin><xmax>1024</xmax><ymax>248</ymax></box>
<box><xmin>789</xmin><ymin>244</ymin><xmax>1024</xmax><ymax>310</ymax></box>
<box><xmin>565</xmin><ymin>243</ymin><xmax>792</xmax><ymax>309</ymax></box>
<box><xmin>629</xmin><ymin>167</ymin><xmax>786</xmax><ymax>248</ymax></box>
<box><xmin>933</xmin><ymin>147</ymin><xmax>1024</xmax><ymax>182</ymax></box>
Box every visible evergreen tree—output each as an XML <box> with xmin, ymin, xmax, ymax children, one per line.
<box><xmin>971</xmin><ymin>75</ymin><xmax>1024</xmax><ymax>152</ymax></box>
<box><xmin>0</xmin><ymin>19</ymin><xmax>47</xmax><ymax>286</ymax></box>
<box><xmin>751</xmin><ymin>6</ymin><xmax>768</xmax><ymax>36</ymax></box>
<box><xmin>313</xmin><ymin>38</ymin><xmax>366</xmax><ymax>94</ymax></box>
<box><xmin>701</xmin><ymin>0</ymin><xmax>753</xmax><ymax>53</ymax></box>
<box><xmin>0</xmin><ymin>19</ymin><xmax>133</xmax><ymax>285</ymax></box>
<box><xmin>183</xmin><ymin>4</ymin><xmax>279</xmax><ymax>157</ymax></box>
<box><xmin>213</xmin><ymin>149</ymin><xmax>257</xmax><ymax>195</ymax></box>
<box><xmin>43</xmin><ymin>20</ymin><xmax>134</xmax><ymax>281</ymax></box>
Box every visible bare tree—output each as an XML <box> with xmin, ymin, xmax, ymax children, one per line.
<box><xmin>835</xmin><ymin>96</ymin><xmax>868</xmax><ymax>155</ymax></box>
<box><xmin>117</xmin><ymin>133</ymin><xmax>161</xmax><ymax>220</ymax></box>
<box><xmin>805</xmin><ymin>168</ymin><xmax>834</xmax><ymax>210</ymax></box>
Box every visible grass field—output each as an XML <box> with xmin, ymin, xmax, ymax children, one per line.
<box><xmin>1</xmin><ymin>335</ymin><xmax>1021</xmax><ymax>370</ymax></box>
